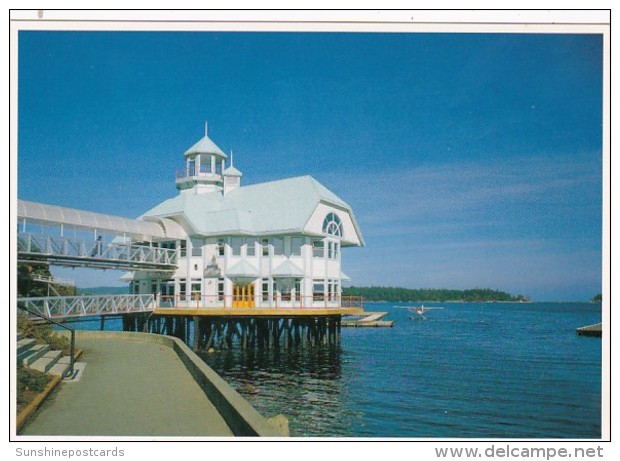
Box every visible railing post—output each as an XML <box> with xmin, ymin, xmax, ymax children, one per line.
<box><xmin>68</xmin><ymin>329</ymin><xmax>75</xmax><ymax>377</ymax></box>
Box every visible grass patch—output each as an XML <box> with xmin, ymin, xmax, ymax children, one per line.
<box><xmin>17</xmin><ymin>363</ymin><xmax>52</xmax><ymax>413</ymax></box>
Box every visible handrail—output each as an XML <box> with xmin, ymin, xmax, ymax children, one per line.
<box><xmin>18</xmin><ymin>232</ymin><xmax>178</xmax><ymax>270</ymax></box>
<box><xmin>17</xmin><ymin>304</ymin><xmax>75</xmax><ymax>379</ymax></box>
<box><xmin>18</xmin><ymin>294</ymin><xmax>156</xmax><ymax>319</ymax></box>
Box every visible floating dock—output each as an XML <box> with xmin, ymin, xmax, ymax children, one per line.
<box><xmin>576</xmin><ymin>323</ymin><xmax>602</xmax><ymax>337</ymax></box>
<box><xmin>341</xmin><ymin>312</ymin><xmax>394</xmax><ymax>328</ymax></box>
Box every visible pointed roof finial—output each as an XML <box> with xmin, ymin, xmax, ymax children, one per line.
<box><xmin>204</xmin><ymin>120</ymin><xmax>208</xmax><ymax>136</ymax></box>
<box><xmin>230</xmin><ymin>150</ymin><xmax>234</xmax><ymax>167</ymax></box>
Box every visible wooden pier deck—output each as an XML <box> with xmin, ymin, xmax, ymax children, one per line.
<box><xmin>341</xmin><ymin>312</ymin><xmax>394</xmax><ymax>328</ymax></box>
<box><xmin>576</xmin><ymin>323</ymin><xmax>602</xmax><ymax>337</ymax></box>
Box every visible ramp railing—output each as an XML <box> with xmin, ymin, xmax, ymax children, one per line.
<box><xmin>17</xmin><ymin>294</ymin><xmax>156</xmax><ymax>320</ymax></box>
<box><xmin>18</xmin><ymin>232</ymin><xmax>178</xmax><ymax>270</ymax></box>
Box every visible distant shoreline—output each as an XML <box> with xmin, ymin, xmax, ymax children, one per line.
<box><xmin>76</xmin><ymin>286</ymin><xmax>599</xmax><ymax>304</ymax></box>
<box><xmin>342</xmin><ymin>286</ymin><xmax>529</xmax><ymax>303</ymax></box>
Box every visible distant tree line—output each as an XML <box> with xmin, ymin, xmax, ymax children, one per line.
<box><xmin>342</xmin><ymin>286</ymin><xmax>529</xmax><ymax>302</ymax></box>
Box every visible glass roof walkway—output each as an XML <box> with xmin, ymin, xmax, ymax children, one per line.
<box><xmin>17</xmin><ymin>200</ymin><xmax>184</xmax><ymax>271</ymax></box>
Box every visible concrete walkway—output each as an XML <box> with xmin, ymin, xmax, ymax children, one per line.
<box><xmin>20</xmin><ymin>337</ymin><xmax>233</xmax><ymax>436</ymax></box>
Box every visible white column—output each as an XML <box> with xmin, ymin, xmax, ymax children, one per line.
<box><xmin>304</xmin><ymin>237</ymin><xmax>313</xmax><ymax>307</ymax></box>
<box><xmin>254</xmin><ymin>277</ymin><xmax>260</xmax><ymax>307</ymax></box>
<box><xmin>224</xmin><ymin>278</ymin><xmax>233</xmax><ymax>309</ymax></box>
<box><xmin>211</xmin><ymin>155</ymin><xmax>216</xmax><ymax>173</ymax></box>
<box><xmin>186</xmin><ymin>238</ymin><xmax>192</xmax><ymax>305</ymax></box>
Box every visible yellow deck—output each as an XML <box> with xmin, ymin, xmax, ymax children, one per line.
<box><xmin>153</xmin><ymin>307</ymin><xmax>365</xmax><ymax>317</ymax></box>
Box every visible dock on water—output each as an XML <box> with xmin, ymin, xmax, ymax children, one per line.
<box><xmin>576</xmin><ymin>323</ymin><xmax>602</xmax><ymax>337</ymax></box>
<box><xmin>341</xmin><ymin>312</ymin><xmax>394</xmax><ymax>328</ymax></box>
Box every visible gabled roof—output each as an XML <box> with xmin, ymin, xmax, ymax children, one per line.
<box><xmin>142</xmin><ymin>175</ymin><xmax>362</xmax><ymax>244</ymax></box>
<box><xmin>272</xmin><ymin>260</ymin><xmax>304</xmax><ymax>277</ymax></box>
<box><xmin>227</xmin><ymin>260</ymin><xmax>260</xmax><ymax>277</ymax></box>
<box><xmin>223</xmin><ymin>165</ymin><xmax>243</xmax><ymax>177</ymax></box>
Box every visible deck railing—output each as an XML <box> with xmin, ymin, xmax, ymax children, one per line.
<box><xmin>156</xmin><ymin>294</ymin><xmax>363</xmax><ymax>310</ymax></box>
<box><xmin>176</xmin><ymin>164</ymin><xmax>223</xmax><ymax>179</ymax></box>
<box><xmin>17</xmin><ymin>294</ymin><xmax>156</xmax><ymax>319</ymax></box>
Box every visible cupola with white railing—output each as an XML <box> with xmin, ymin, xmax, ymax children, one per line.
<box><xmin>176</xmin><ymin>121</ymin><xmax>228</xmax><ymax>194</ymax></box>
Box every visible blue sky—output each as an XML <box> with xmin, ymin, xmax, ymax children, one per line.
<box><xmin>17</xmin><ymin>31</ymin><xmax>603</xmax><ymax>301</ymax></box>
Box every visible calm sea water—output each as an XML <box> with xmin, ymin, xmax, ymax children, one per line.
<box><xmin>67</xmin><ymin>302</ymin><xmax>602</xmax><ymax>438</ymax></box>
<box><xmin>198</xmin><ymin>302</ymin><xmax>602</xmax><ymax>438</ymax></box>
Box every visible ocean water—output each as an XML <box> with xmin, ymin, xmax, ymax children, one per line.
<box><xmin>198</xmin><ymin>302</ymin><xmax>602</xmax><ymax>438</ymax></box>
<box><xmin>62</xmin><ymin>302</ymin><xmax>602</xmax><ymax>438</ymax></box>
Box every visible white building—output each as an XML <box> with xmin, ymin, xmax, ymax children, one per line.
<box><xmin>131</xmin><ymin>124</ymin><xmax>364</xmax><ymax>309</ymax></box>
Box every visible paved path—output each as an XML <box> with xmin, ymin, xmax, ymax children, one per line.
<box><xmin>20</xmin><ymin>337</ymin><xmax>233</xmax><ymax>436</ymax></box>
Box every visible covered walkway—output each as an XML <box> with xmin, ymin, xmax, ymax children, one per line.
<box><xmin>19</xmin><ymin>335</ymin><xmax>233</xmax><ymax>437</ymax></box>
<box><xmin>17</xmin><ymin>200</ymin><xmax>185</xmax><ymax>271</ymax></box>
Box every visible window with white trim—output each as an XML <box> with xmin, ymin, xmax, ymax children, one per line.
<box><xmin>191</xmin><ymin>278</ymin><xmax>201</xmax><ymax>301</ymax></box>
<box><xmin>261</xmin><ymin>238</ymin><xmax>270</xmax><ymax>256</ymax></box>
<box><xmin>217</xmin><ymin>278</ymin><xmax>225</xmax><ymax>301</ymax></box>
<box><xmin>231</xmin><ymin>237</ymin><xmax>243</xmax><ymax>256</ymax></box>
<box><xmin>294</xmin><ymin>279</ymin><xmax>302</xmax><ymax>302</ymax></box>
<box><xmin>322</xmin><ymin>212</ymin><xmax>343</xmax><ymax>237</ymax></box>
<box><xmin>262</xmin><ymin>278</ymin><xmax>270</xmax><ymax>302</ymax></box>
<box><xmin>313</xmin><ymin>280</ymin><xmax>325</xmax><ymax>301</ymax></box>
<box><xmin>179</xmin><ymin>278</ymin><xmax>187</xmax><ymax>301</ymax></box>
<box><xmin>273</xmin><ymin>237</ymin><xmax>284</xmax><ymax>256</ymax></box>
<box><xmin>291</xmin><ymin>237</ymin><xmax>303</xmax><ymax>256</ymax></box>
<box><xmin>312</xmin><ymin>239</ymin><xmax>324</xmax><ymax>258</ymax></box>
<box><xmin>246</xmin><ymin>238</ymin><xmax>256</xmax><ymax>256</ymax></box>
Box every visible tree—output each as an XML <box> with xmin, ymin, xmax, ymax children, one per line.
<box><xmin>17</xmin><ymin>262</ymin><xmax>76</xmax><ymax>297</ymax></box>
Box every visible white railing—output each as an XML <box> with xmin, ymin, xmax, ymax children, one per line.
<box><xmin>30</xmin><ymin>274</ymin><xmax>75</xmax><ymax>287</ymax></box>
<box><xmin>18</xmin><ymin>232</ymin><xmax>178</xmax><ymax>269</ymax></box>
<box><xmin>176</xmin><ymin>164</ymin><xmax>223</xmax><ymax>179</ymax></box>
<box><xmin>17</xmin><ymin>294</ymin><xmax>156</xmax><ymax>319</ymax></box>
<box><xmin>157</xmin><ymin>294</ymin><xmax>364</xmax><ymax>310</ymax></box>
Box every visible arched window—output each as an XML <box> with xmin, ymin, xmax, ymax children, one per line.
<box><xmin>322</xmin><ymin>212</ymin><xmax>343</xmax><ymax>237</ymax></box>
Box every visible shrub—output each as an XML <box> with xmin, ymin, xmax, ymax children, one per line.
<box><xmin>17</xmin><ymin>363</ymin><xmax>52</xmax><ymax>408</ymax></box>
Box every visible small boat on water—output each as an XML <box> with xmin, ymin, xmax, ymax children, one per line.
<box><xmin>394</xmin><ymin>304</ymin><xmax>444</xmax><ymax>320</ymax></box>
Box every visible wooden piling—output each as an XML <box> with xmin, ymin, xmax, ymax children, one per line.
<box><xmin>148</xmin><ymin>313</ymin><xmax>348</xmax><ymax>351</ymax></box>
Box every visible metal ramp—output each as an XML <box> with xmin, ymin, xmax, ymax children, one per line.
<box><xmin>17</xmin><ymin>294</ymin><xmax>156</xmax><ymax>320</ymax></box>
